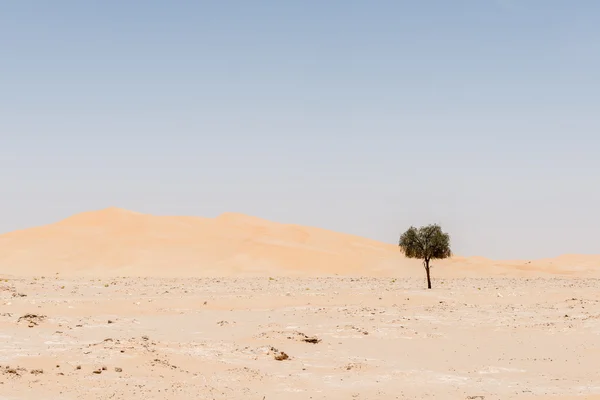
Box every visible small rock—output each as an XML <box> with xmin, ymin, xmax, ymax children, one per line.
<box><xmin>115</xmin><ymin>367</ymin><xmax>123</xmax><ymax>373</ymax></box>
<box><xmin>18</xmin><ymin>314</ymin><xmax>46</xmax><ymax>327</ymax></box>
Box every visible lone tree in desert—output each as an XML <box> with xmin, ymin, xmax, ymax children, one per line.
<box><xmin>398</xmin><ymin>224</ymin><xmax>452</xmax><ymax>289</ymax></box>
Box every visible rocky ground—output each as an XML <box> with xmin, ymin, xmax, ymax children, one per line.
<box><xmin>1</xmin><ymin>276</ymin><xmax>599</xmax><ymax>399</ymax></box>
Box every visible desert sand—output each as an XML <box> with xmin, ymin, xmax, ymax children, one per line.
<box><xmin>0</xmin><ymin>207</ymin><xmax>598</xmax><ymax>278</ymax></box>
<box><xmin>1</xmin><ymin>208</ymin><xmax>599</xmax><ymax>399</ymax></box>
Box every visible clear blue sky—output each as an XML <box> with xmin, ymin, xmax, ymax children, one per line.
<box><xmin>1</xmin><ymin>1</ymin><xmax>599</xmax><ymax>259</ymax></box>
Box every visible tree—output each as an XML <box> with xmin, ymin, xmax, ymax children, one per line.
<box><xmin>398</xmin><ymin>224</ymin><xmax>452</xmax><ymax>289</ymax></box>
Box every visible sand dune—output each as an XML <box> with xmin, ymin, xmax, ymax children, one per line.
<box><xmin>0</xmin><ymin>207</ymin><xmax>598</xmax><ymax>277</ymax></box>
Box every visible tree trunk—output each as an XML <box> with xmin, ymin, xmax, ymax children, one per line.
<box><xmin>425</xmin><ymin>259</ymin><xmax>432</xmax><ymax>289</ymax></box>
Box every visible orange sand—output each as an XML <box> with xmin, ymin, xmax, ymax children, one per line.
<box><xmin>0</xmin><ymin>207</ymin><xmax>597</xmax><ymax>278</ymax></box>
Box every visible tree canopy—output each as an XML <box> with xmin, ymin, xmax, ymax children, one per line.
<box><xmin>398</xmin><ymin>224</ymin><xmax>451</xmax><ymax>261</ymax></box>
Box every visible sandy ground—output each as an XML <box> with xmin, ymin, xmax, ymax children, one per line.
<box><xmin>1</xmin><ymin>209</ymin><xmax>599</xmax><ymax>398</ymax></box>
<box><xmin>1</xmin><ymin>276</ymin><xmax>599</xmax><ymax>399</ymax></box>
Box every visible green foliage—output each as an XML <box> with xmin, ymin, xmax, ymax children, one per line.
<box><xmin>398</xmin><ymin>224</ymin><xmax>452</xmax><ymax>262</ymax></box>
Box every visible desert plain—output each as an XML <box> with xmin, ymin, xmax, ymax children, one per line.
<box><xmin>0</xmin><ymin>208</ymin><xmax>599</xmax><ymax>399</ymax></box>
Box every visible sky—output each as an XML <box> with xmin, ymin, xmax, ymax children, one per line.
<box><xmin>1</xmin><ymin>1</ymin><xmax>599</xmax><ymax>259</ymax></box>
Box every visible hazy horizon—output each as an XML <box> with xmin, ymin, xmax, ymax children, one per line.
<box><xmin>2</xmin><ymin>1</ymin><xmax>599</xmax><ymax>259</ymax></box>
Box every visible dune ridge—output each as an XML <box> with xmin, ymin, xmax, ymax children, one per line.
<box><xmin>0</xmin><ymin>207</ymin><xmax>597</xmax><ymax>277</ymax></box>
